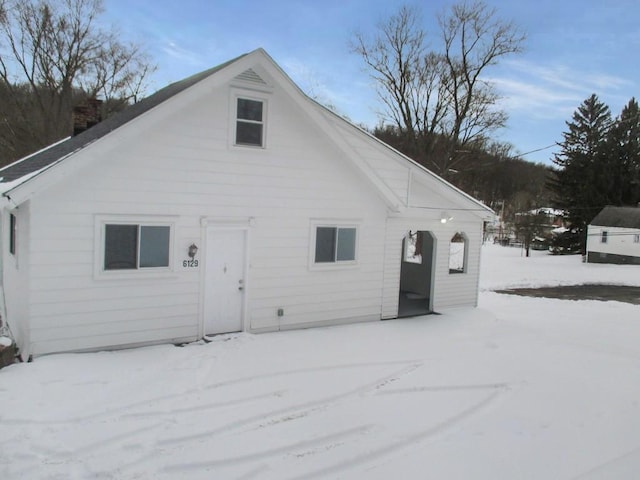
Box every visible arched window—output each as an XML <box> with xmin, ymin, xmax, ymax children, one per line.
<box><xmin>449</xmin><ymin>232</ymin><xmax>467</xmax><ymax>274</ymax></box>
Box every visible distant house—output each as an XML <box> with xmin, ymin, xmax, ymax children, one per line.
<box><xmin>0</xmin><ymin>48</ymin><xmax>494</xmax><ymax>359</ymax></box>
<box><xmin>586</xmin><ymin>206</ymin><xmax>640</xmax><ymax>264</ymax></box>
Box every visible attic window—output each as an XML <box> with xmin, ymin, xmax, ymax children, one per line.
<box><xmin>235</xmin><ymin>98</ymin><xmax>264</xmax><ymax>147</ymax></box>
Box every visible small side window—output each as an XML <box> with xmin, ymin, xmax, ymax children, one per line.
<box><xmin>104</xmin><ymin>224</ymin><xmax>171</xmax><ymax>270</ymax></box>
<box><xmin>449</xmin><ymin>232</ymin><xmax>467</xmax><ymax>274</ymax></box>
<box><xmin>9</xmin><ymin>213</ymin><xmax>16</xmax><ymax>256</ymax></box>
<box><xmin>601</xmin><ymin>231</ymin><xmax>608</xmax><ymax>244</ymax></box>
<box><xmin>634</xmin><ymin>234</ymin><xmax>640</xmax><ymax>244</ymax></box>
<box><xmin>314</xmin><ymin>226</ymin><xmax>357</xmax><ymax>264</ymax></box>
<box><xmin>236</xmin><ymin>98</ymin><xmax>264</xmax><ymax>147</ymax></box>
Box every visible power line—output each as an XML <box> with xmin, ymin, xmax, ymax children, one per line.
<box><xmin>518</xmin><ymin>143</ymin><xmax>557</xmax><ymax>157</ymax></box>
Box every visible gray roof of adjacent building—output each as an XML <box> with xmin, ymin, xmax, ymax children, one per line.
<box><xmin>590</xmin><ymin>205</ymin><xmax>640</xmax><ymax>229</ymax></box>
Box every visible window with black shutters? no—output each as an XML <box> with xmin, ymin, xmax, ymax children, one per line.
<box><xmin>236</xmin><ymin>98</ymin><xmax>264</xmax><ymax>147</ymax></box>
<box><xmin>104</xmin><ymin>224</ymin><xmax>170</xmax><ymax>270</ymax></box>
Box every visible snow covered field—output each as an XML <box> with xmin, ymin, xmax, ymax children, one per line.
<box><xmin>2</xmin><ymin>244</ymin><xmax>640</xmax><ymax>479</ymax></box>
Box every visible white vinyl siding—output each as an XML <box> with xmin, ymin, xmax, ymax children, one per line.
<box><xmin>24</xmin><ymin>80</ymin><xmax>387</xmax><ymax>354</ymax></box>
<box><xmin>12</xmin><ymin>54</ymin><xmax>487</xmax><ymax>357</ymax></box>
<box><xmin>587</xmin><ymin>225</ymin><xmax>640</xmax><ymax>261</ymax></box>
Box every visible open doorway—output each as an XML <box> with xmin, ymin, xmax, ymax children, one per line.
<box><xmin>398</xmin><ymin>230</ymin><xmax>435</xmax><ymax>317</ymax></box>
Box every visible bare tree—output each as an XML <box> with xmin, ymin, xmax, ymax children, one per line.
<box><xmin>352</xmin><ymin>1</ymin><xmax>525</xmax><ymax>178</ymax></box>
<box><xmin>0</xmin><ymin>0</ymin><xmax>156</xmax><ymax>165</ymax></box>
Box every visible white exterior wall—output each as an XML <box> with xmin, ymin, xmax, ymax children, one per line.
<box><xmin>587</xmin><ymin>225</ymin><xmax>640</xmax><ymax>259</ymax></box>
<box><xmin>1</xmin><ymin>203</ymin><xmax>31</xmax><ymax>357</ymax></box>
<box><xmin>23</xmin><ymin>74</ymin><xmax>389</xmax><ymax>355</ymax></box>
<box><xmin>5</xmin><ymin>51</ymin><xmax>492</xmax><ymax>356</ymax></box>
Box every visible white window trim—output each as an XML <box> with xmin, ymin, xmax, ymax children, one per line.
<box><xmin>94</xmin><ymin>215</ymin><xmax>177</xmax><ymax>280</ymax></box>
<box><xmin>230</xmin><ymin>90</ymin><xmax>269</xmax><ymax>149</ymax></box>
<box><xmin>308</xmin><ymin>219</ymin><xmax>361</xmax><ymax>271</ymax></box>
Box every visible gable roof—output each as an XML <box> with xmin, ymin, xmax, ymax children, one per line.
<box><xmin>590</xmin><ymin>206</ymin><xmax>640</xmax><ymax>229</ymax></box>
<box><xmin>0</xmin><ymin>48</ymin><xmax>493</xmax><ymax>218</ymax></box>
<box><xmin>0</xmin><ymin>54</ymin><xmax>246</xmax><ymax>184</ymax></box>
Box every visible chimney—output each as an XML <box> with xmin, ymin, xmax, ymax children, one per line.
<box><xmin>72</xmin><ymin>98</ymin><xmax>103</xmax><ymax>136</ymax></box>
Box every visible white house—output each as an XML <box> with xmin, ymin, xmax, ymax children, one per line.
<box><xmin>586</xmin><ymin>206</ymin><xmax>640</xmax><ymax>265</ymax></box>
<box><xmin>0</xmin><ymin>49</ymin><xmax>494</xmax><ymax>359</ymax></box>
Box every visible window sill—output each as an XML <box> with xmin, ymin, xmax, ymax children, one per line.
<box><xmin>233</xmin><ymin>142</ymin><xmax>265</xmax><ymax>149</ymax></box>
<box><xmin>309</xmin><ymin>261</ymin><xmax>359</xmax><ymax>271</ymax></box>
<box><xmin>94</xmin><ymin>268</ymin><xmax>178</xmax><ymax>282</ymax></box>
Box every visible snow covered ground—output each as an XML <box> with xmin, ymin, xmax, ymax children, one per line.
<box><xmin>2</xmin><ymin>244</ymin><xmax>640</xmax><ymax>479</ymax></box>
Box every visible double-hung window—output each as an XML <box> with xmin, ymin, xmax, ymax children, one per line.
<box><xmin>235</xmin><ymin>98</ymin><xmax>264</xmax><ymax>147</ymax></box>
<box><xmin>104</xmin><ymin>224</ymin><xmax>171</xmax><ymax>271</ymax></box>
<box><xmin>601</xmin><ymin>230</ymin><xmax>608</xmax><ymax>244</ymax></box>
<box><xmin>313</xmin><ymin>225</ymin><xmax>357</xmax><ymax>264</ymax></box>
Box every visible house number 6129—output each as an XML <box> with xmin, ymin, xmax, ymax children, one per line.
<box><xmin>183</xmin><ymin>259</ymin><xmax>199</xmax><ymax>268</ymax></box>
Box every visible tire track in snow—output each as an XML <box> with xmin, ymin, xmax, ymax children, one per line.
<box><xmin>157</xmin><ymin>362</ymin><xmax>421</xmax><ymax>446</ymax></box>
<box><xmin>286</xmin><ymin>383</ymin><xmax>509</xmax><ymax>480</ymax></box>
<box><xmin>118</xmin><ymin>390</ymin><xmax>286</xmax><ymax>419</ymax></box>
<box><xmin>0</xmin><ymin>360</ymin><xmax>420</xmax><ymax>426</ymax></box>
<box><xmin>161</xmin><ymin>425</ymin><xmax>374</xmax><ymax>473</ymax></box>
<box><xmin>571</xmin><ymin>444</ymin><xmax>640</xmax><ymax>479</ymax></box>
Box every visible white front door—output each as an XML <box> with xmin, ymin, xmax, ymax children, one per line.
<box><xmin>204</xmin><ymin>228</ymin><xmax>246</xmax><ymax>335</ymax></box>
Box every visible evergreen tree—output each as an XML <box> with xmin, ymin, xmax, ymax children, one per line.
<box><xmin>550</xmin><ymin>94</ymin><xmax>612</xmax><ymax>228</ymax></box>
<box><xmin>604</xmin><ymin>98</ymin><xmax>640</xmax><ymax>206</ymax></box>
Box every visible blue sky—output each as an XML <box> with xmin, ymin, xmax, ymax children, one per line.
<box><xmin>103</xmin><ymin>0</ymin><xmax>639</xmax><ymax>165</ymax></box>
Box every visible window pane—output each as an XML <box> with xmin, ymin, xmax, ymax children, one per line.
<box><xmin>139</xmin><ymin>226</ymin><xmax>170</xmax><ymax>268</ymax></box>
<box><xmin>236</xmin><ymin>122</ymin><xmax>263</xmax><ymax>146</ymax></box>
<box><xmin>337</xmin><ymin>227</ymin><xmax>356</xmax><ymax>261</ymax></box>
<box><xmin>237</xmin><ymin>98</ymin><xmax>263</xmax><ymax>121</ymax></box>
<box><xmin>315</xmin><ymin>227</ymin><xmax>336</xmax><ymax>263</ymax></box>
<box><xmin>9</xmin><ymin>213</ymin><xmax>16</xmax><ymax>255</ymax></box>
<box><xmin>449</xmin><ymin>233</ymin><xmax>465</xmax><ymax>273</ymax></box>
<box><xmin>105</xmin><ymin>224</ymin><xmax>138</xmax><ymax>270</ymax></box>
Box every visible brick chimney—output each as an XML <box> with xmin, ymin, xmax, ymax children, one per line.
<box><xmin>73</xmin><ymin>98</ymin><xmax>103</xmax><ymax>136</ymax></box>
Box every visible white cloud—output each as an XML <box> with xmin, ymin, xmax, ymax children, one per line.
<box><xmin>489</xmin><ymin>59</ymin><xmax>636</xmax><ymax>120</ymax></box>
<box><xmin>162</xmin><ymin>41</ymin><xmax>206</xmax><ymax>67</ymax></box>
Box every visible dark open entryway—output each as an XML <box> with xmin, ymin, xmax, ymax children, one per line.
<box><xmin>398</xmin><ymin>230</ymin><xmax>435</xmax><ymax>317</ymax></box>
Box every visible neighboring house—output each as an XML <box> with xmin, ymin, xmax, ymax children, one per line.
<box><xmin>0</xmin><ymin>49</ymin><xmax>494</xmax><ymax>359</ymax></box>
<box><xmin>586</xmin><ymin>206</ymin><xmax>640</xmax><ymax>265</ymax></box>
